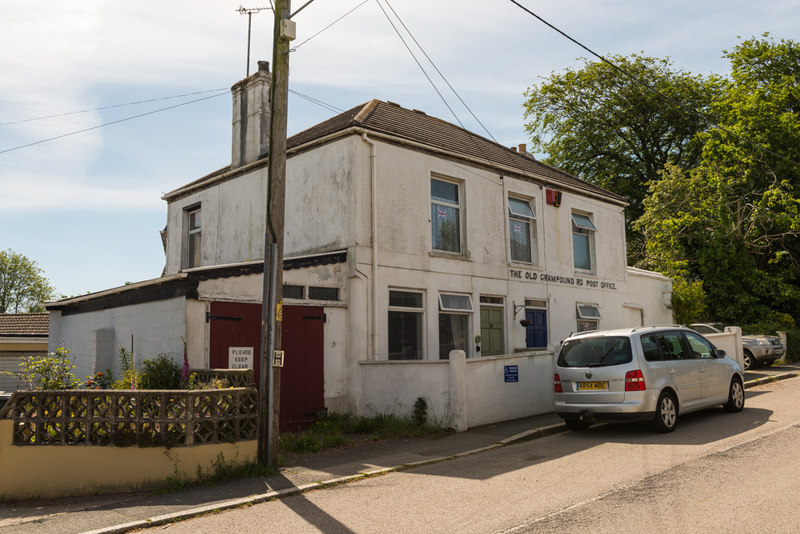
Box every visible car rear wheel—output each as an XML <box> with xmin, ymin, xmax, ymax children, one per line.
<box><xmin>742</xmin><ymin>350</ymin><xmax>754</xmax><ymax>370</ymax></box>
<box><xmin>652</xmin><ymin>391</ymin><xmax>677</xmax><ymax>433</ymax></box>
<box><xmin>724</xmin><ymin>377</ymin><xmax>745</xmax><ymax>412</ymax></box>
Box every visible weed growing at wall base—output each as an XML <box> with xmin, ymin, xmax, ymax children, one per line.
<box><xmin>279</xmin><ymin>411</ymin><xmax>444</xmax><ymax>454</ymax></box>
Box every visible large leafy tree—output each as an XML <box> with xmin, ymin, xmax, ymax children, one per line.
<box><xmin>0</xmin><ymin>249</ymin><xmax>55</xmax><ymax>313</ymax></box>
<box><xmin>523</xmin><ymin>54</ymin><xmax>718</xmax><ymax>259</ymax></box>
<box><xmin>637</xmin><ymin>35</ymin><xmax>800</xmax><ymax>323</ymax></box>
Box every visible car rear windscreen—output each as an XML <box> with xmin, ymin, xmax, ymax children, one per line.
<box><xmin>557</xmin><ymin>336</ymin><xmax>633</xmax><ymax>367</ymax></box>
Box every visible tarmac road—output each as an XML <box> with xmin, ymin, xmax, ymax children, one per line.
<box><xmin>140</xmin><ymin>376</ymin><xmax>800</xmax><ymax>534</ymax></box>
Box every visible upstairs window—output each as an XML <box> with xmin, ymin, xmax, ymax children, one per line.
<box><xmin>508</xmin><ymin>196</ymin><xmax>536</xmax><ymax>264</ymax></box>
<box><xmin>571</xmin><ymin>212</ymin><xmax>596</xmax><ymax>271</ymax></box>
<box><xmin>184</xmin><ymin>206</ymin><xmax>201</xmax><ymax>269</ymax></box>
<box><xmin>431</xmin><ymin>178</ymin><xmax>462</xmax><ymax>253</ymax></box>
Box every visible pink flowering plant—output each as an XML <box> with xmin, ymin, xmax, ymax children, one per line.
<box><xmin>85</xmin><ymin>370</ymin><xmax>114</xmax><ymax>389</ymax></box>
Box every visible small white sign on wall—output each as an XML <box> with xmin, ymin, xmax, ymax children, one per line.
<box><xmin>229</xmin><ymin>347</ymin><xmax>254</xmax><ymax>369</ymax></box>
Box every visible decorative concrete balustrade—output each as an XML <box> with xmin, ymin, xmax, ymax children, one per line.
<box><xmin>0</xmin><ymin>387</ymin><xmax>258</xmax><ymax>447</ymax></box>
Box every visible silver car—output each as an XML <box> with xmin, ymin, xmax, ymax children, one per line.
<box><xmin>553</xmin><ymin>326</ymin><xmax>745</xmax><ymax>432</ymax></box>
<box><xmin>690</xmin><ymin>323</ymin><xmax>786</xmax><ymax>370</ymax></box>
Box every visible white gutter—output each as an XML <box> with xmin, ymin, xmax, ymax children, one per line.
<box><xmin>361</xmin><ymin>133</ymin><xmax>379</xmax><ymax>359</ymax></box>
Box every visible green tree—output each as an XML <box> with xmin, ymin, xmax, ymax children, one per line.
<box><xmin>523</xmin><ymin>54</ymin><xmax>719</xmax><ymax>260</ymax></box>
<box><xmin>0</xmin><ymin>249</ymin><xmax>55</xmax><ymax>313</ymax></box>
<box><xmin>637</xmin><ymin>35</ymin><xmax>800</xmax><ymax>323</ymax></box>
<box><xmin>669</xmin><ymin>277</ymin><xmax>707</xmax><ymax>326</ymax></box>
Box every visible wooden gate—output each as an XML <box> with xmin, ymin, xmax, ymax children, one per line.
<box><xmin>208</xmin><ymin>302</ymin><xmax>325</xmax><ymax>431</ymax></box>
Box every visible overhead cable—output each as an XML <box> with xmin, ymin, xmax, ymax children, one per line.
<box><xmin>508</xmin><ymin>0</ymin><xmax>800</xmax><ymax>168</ymax></box>
<box><xmin>0</xmin><ymin>88</ymin><xmax>228</xmax><ymax>127</ymax></box>
<box><xmin>0</xmin><ymin>92</ymin><xmax>227</xmax><ymax>155</ymax></box>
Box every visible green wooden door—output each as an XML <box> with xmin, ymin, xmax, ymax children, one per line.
<box><xmin>480</xmin><ymin>306</ymin><xmax>505</xmax><ymax>356</ymax></box>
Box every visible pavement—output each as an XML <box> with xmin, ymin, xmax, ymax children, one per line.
<box><xmin>1</xmin><ymin>362</ymin><xmax>798</xmax><ymax>534</ymax></box>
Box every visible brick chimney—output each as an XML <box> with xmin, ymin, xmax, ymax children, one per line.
<box><xmin>231</xmin><ymin>60</ymin><xmax>271</xmax><ymax>169</ymax></box>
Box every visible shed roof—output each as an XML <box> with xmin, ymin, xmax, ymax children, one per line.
<box><xmin>0</xmin><ymin>313</ymin><xmax>49</xmax><ymax>337</ymax></box>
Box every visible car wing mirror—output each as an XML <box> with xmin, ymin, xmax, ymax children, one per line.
<box><xmin>713</xmin><ymin>348</ymin><xmax>727</xmax><ymax>358</ymax></box>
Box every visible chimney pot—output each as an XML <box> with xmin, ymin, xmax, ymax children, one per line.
<box><xmin>518</xmin><ymin>143</ymin><xmax>527</xmax><ymax>154</ymax></box>
<box><xmin>258</xmin><ymin>60</ymin><xmax>270</xmax><ymax>73</ymax></box>
<box><xmin>510</xmin><ymin>146</ymin><xmax>517</xmax><ymax>152</ymax></box>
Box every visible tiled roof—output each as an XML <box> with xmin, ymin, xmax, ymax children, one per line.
<box><xmin>0</xmin><ymin>313</ymin><xmax>49</xmax><ymax>337</ymax></box>
<box><xmin>288</xmin><ymin>99</ymin><xmax>626</xmax><ymax>203</ymax></box>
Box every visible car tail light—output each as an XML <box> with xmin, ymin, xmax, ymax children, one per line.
<box><xmin>625</xmin><ymin>370</ymin><xmax>646</xmax><ymax>391</ymax></box>
<box><xmin>553</xmin><ymin>373</ymin><xmax>563</xmax><ymax>393</ymax></box>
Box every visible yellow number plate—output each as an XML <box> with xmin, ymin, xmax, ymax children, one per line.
<box><xmin>577</xmin><ymin>381</ymin><xmax>608</xmax><ymax>391</ymax></box>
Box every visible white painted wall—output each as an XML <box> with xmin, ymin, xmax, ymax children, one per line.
<box><xmin>359</xmin><ymin>360</ymin><xmax>451</xmax><ymax>424</ymax></box>
<box><xmin>358</xmin><ymin>352</ymin><xmax>555</xmax><ymax>428</ymax></box>
<box><xmin>48</xmin><ymin>298</ymin><xmax>187</xmax><ymax>380</ymax></box>
<box><xmin>704</xmin><ymin>327</ymin><xmax>744</xmax><ymax>370</ymax></box>
<box><xmin>465</xmin><ymin>353</ymin><xmax>555</xmax><ymax>427</ymax></box>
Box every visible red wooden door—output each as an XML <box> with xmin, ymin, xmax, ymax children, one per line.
<box><xmin>208</xmin><ymin>302</ymin><xmax>325</xmax><ymax>431</ymax></box>
<box><xmin>208</xmin><ymin>302</ymin><xmax>263</xmax><ymax>385</ymax></box>
<box><xmin>279</xmin><ymin>305</ymin><xmax>325</xmax><ymax>431</ymax></box>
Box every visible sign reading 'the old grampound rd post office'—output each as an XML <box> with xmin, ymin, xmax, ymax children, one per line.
<box><xmin>508</xmin><ymin>269</ymin><xmax>618</xmax><ymax>290</ymax></box>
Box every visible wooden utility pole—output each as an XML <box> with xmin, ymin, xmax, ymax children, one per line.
<box><xmin>258</xmin><ymin>0</ymin><xmax>293</xmax><ymax>467</ymax></box>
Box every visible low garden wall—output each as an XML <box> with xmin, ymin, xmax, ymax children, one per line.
<box><xmin>0</xmin><ymin>385</ymin><xmax>259</xmax><ymax>499</ymax></box>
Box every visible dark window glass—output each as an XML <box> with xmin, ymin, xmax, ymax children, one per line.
<box><xmin>283</xmin><ymin>285</ymin><xmax>304</xmax><ymax>299</ymax></box>
<box><xmin>388</xmin><ymin>311</ymin><xmax>422</xmax><ymax>360</ymax></box>
<box><xmin>431</xmin><ymin>179</ymin><xmax>458</xmax><ymax>203</ymax></box>
<box><xmin>308</xmin><ymin>287</ymin><xmax>339</xmax><ymax>301</ymax></box>
<box><xmin>439</xmin><ymin>313</ymin><xmax>469</xmax><ymax>359</ymax></box>
<box><xmin>557</xmin><ymin>336</ymin><xmax>632</xmax><ymax>367</ymax></box>
<box><xmin>656</xmin><ymin>331</ymin><xmax>691</xmax><ymax>360</ymax></box>
<box><xmin>641</xmin><ymin>333</ymin><xmax>661</xmax><ymax>362</ymax></box>
<box><xmin>389</xmin><ymin>291</ymin><xmax>422</xmax><ymax>308</ymax></box>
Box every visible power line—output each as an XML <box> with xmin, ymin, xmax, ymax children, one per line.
<box><xmin>289</xmin><ymin>89</ymin><xmax>343</xmax><ymax>113</ymax></box>
<box><xmin>382</xmin><ymin>0</ymin><xmax>497</xmax><ymax>143</ymax></box>
<box><xmin>0</xmin><ymin>92</ymin><xmax>228</xmax><ymax>155</ymax></box>
<box><xmin>0</xmin><ymin>88</ymin><xmax>228</xmax><ymax>127</ymax></box>
<box><xmin>290</xmin><ymin>0</ymin><xmax>369</xmax><ymax>52</ymax></box>
<box><xmin>375</xmin><ymin>0</ymin><xmax>530</xmax><ymax>180</ymax></box>
<box><xmin>508</xmin><ymin>0</ymin><xmax>800</xmax><ymax>169</ymax></box>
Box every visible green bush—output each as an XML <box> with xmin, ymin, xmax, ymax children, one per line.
<box><xmin>139</xmin><ymin>354</ymin><xmax>181</xmax><ymax>389</ymax></box>
<box><xmin>1</xmin><ymin>347</ymin><xmax>79</xmax><ymax>390</ymax></box>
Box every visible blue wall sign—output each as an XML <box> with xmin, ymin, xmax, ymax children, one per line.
<box><xmin>504</xmin><ymin>365</ymin><xmax>519</xmax><ymax>383</ymax></box>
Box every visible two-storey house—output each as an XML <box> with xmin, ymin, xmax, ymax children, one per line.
<box><xmin>48</xmin><ymin>62</ymin><xmax>671</xmax><ymax>429</ymax></box>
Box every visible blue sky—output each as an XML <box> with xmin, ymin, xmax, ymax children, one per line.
<box><xmin>1</xmin><ymin>0</ymin><xmax>798</xmax><ymax>298</ymax></box>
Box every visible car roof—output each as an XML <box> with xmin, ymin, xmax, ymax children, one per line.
<box><xmin>567</xmin><ymin>325</ymin><xmax>688</xmax><ymax>339</ymax></box>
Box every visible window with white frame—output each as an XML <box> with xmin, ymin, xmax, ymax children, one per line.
<box><xmin>508</xmin><ymin>196</ymin><xmax>537</xmax><ymax>264</ymax></box>
<box><xmin>576</xmin><ymin>303</ymin><xmax>601</xmax><ymax>332</ymax></box>
<box><xmin>571</xmin><ymin>212</ymin><xmax>596</xmax><ymax>271</ymax></box>
<box><xmin>438</xmin><ymin>293</ymin><xmax>472</xmax><ymax>359</ymax></box>
<box><xmin>388</xmin><ymin>290</ymin><xmax>424</xmax><ymax>360</ymax></box>
<box><xmin>431</xmin><ymin>178</ymin><xmax>462</xmax><ymax>253</ymax></box>
<box><xmin>184</xmin><ymin>205</ymin><xmax>201</xmax><ymax>269</ymax></box>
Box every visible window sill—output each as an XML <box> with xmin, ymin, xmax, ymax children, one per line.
<box><xmin>429</xmin><ymin>250</ymin><xmax>471</xmax><ymax>261</ymax></box>
<box><xmin>509</xmin><ymin>261</ymin><xmax>539</xmax><ymax>269</ymax></box>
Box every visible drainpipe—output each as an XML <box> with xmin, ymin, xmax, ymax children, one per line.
<box><xmin>361</xmin><ymin>133</ymin><xmax>379</xmax><ymax>359</ymax></box>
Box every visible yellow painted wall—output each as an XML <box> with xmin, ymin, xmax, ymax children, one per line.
<box><xmin>0</xmin><ymin>420</ymin><xmax>257</xmax><ymax>500</ymax></box>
